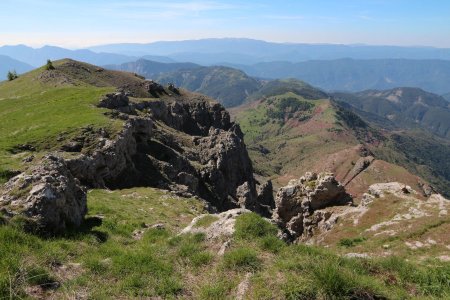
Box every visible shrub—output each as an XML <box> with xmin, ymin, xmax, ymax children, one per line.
<box><xmin>7</xmin><ymin>70</ymin><xmax>18</xmax><ymax>81</ymax></box>
<box><xmin>338</xmin><ymin>237</ymin><xmax>366</xmax><ymax>248</ymax></box>
<box><xmin>223</xmin><ymin>247</ymin><xmax>261</xmax><ymax>271</ymax></box>
<box><xmin>234</xmin><ymin>212</ymin><xmax>278</xmax><ymax>240</ymax></box>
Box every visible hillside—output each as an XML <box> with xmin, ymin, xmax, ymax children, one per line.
<box><xmin>106</xmin><ymin>60</ymin><xmax>263</xmax><ymax>108</ymax></box>
<box><xmin>334</xmin><ymin>87</ymin><xmax>450</xmax><ymax>139</ymax></box>
<box><xmin>1</xmin><ymin>61</ymin><xmax>449</xmax><ymax>299</ymax></box>
<box><xmin>105</xmin><ymin>58</ymin><xmax>200</xmax><ymax>79</ymax></box>
<box><xmin>155</xmin><ymin>66</ymin><xmax>262</xmax><ymax>107</ymax></box>
<box><xmin>237</xmin><ymin>59</ymin><xmax>450</xmax><ymax>95</ymax></box>
<box><xmin>230</xmin><ymin>81</ymin><xmax>450</xmax><ymax>198</ymax></box>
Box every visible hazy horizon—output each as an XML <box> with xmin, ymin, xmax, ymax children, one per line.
<box><xmin>4</xmin><ymin>38</ymin><xmax>450</xmax><ymax>51</ymax></box>
<box><xmin>2</xmin><ymin>0</ymin><xmax>450</xmax><ymax>48</ymax></box>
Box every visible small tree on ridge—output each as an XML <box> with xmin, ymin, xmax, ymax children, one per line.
<box><xmin>7</xmin><ymin>70</ymin><xmax>18</xmax><ymax>81</ymax></box>
<box><xmin>45</xmin><ymin>59</ymin><xmax>55</xmax><ymax>70</ymax></box>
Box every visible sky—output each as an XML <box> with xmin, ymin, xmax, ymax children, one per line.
<box><xmin>1</xmin><ymin>0</ymin><xmax>450</xmax><ymax>48</ymax></box>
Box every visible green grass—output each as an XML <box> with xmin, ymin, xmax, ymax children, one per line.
<box><xmin>194</xmin><ymin>215</ymin><xmax>219</xmax><ymax>228</ymax></box>
<box><xmin>234</xmin><ymin>212</ymin><xmax>278</xmax><ymax>239</ymax></box>
<box><xmin>0</xmin><ymin>191</ymin><xmax>449</xmax><ymax>298</ymax></box>
<box><xmin>223</xmin><ymin>247</ymin><xmax>261</xmax><ymax>271</ymax></box>
<box><xmin>0</xmin><ymin>187</ymin><xmax>207</xmax><ymax>299</ymax></box>
<box><xmin>0</xmin><ymin>84</ymin><xmax>120</xmax><ymax>177</ymax></box>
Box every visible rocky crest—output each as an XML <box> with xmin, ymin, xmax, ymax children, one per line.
<box><xmin>273</xmin><ymin>172</ymin><xmax>352</xmax><ymax>241</ymax></box>
<box><xmin>0</xmin><ymin>85</ymin><xmax>273</xmax><ymax>233</ymax></box>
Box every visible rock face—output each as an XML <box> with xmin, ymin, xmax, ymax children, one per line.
<box><xmin>65</xmin><ymin>116</ymin><xmax>153</xmax><ymax>188</ymax></box>
<box><xmin>72</xmin><ymin>89</ymin><xmax>261</xmax><ymax>212</ymax></box>
<box><xmin>0</xmin><ymin>155</ymin><xmax>86</xmax><ymax>233</ymax></box>
<box><xmin>273</xmin><ymin>172</ymin><xmax>352</xmax><ymax>241</ymax></box>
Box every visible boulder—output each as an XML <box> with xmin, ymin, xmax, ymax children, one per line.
<box><xmin>273</xmin><ymin>172</ymin><xmax>352</xmax><ymax>241</ymax></box>
<box><xmin>0</xmin><ymin>155</ymin><xmax>87</xmax><ymax>233</ymax></box>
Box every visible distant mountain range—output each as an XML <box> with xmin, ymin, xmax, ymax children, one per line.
<box><xmin>3</xmin><ymin>39</ymin><xmax>450</xmax><ymax>95</ymax></box>
<box><xmin>89</xmin><ymin>38</ymin><xmax>450</xmax><ymax>64</ymax></box>
<box><xmin>443</xmin><ymin>93</ymin><xmax>450</xmax><ymax>101</ymax></box>
<box><xmin>235</xmin><ymin>59</ymin><xmax>450</xmax><ymax>95</ymax></box>
<box><xmin>0</xmin><ymin>45</ymin><xmax>135</xmax><ymax>67</ymax></box>
<box><xmin>0</xmin><ymin>55</ymin><xmax>33</xmax><ymax>80</ymax></box>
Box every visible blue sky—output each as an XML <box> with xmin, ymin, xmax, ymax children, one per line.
<box><xmin>1</xmin><ymin>0</ymin><xmax>450</xmax><ymax>48</ymax></box>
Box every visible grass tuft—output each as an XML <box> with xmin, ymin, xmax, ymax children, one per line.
<box><xmin>223</xmin><ymin>247</ymin><xmax>261</xmax><ymax>271</ymax></box>
<box><xmin>234</xmin><ymin>212</ymin><xmax>278</xmax><ymax>240</ymax></box>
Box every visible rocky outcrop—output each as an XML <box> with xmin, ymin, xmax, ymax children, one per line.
<box><xmin>98</xmin><ymin>92</ymin><xmax>129</xmax><ymax>109</ymax></box>
<box><xmin>344</xmin><ymin>156</ymin><xmax>374</xmax><ymax>186</ymax></box>
<box><xmin>0</xmin><ymin>155</ymin><xmax>86</xmax><ymax>233</ymax></box>
<box><xmin>256</xmin><ymin>180</ymin><xmax>275</xmax><ymax>216</ymax></box>
<box><xmin>180</xmin><ymin>208</ymin><xmax>251</xmax><ymax>240</ymax></box>
<box><xmin>0</xmin><ymin>85</ymin><xmax>265</xmax><ymax>233</ymax></box>
<box><xmin>273</xmin><ymin>172</ymin><xmax>352</xmax><ymax>241</ymax></box>
<box><xmin>361</xmin><ymin>182</ymin><xmax>417</xmax><ymax>206</ymax></box>
<box><xmin>65</xmin><ymin>116</ymin><xmax>153</xmax><ymax>188</ymax></box>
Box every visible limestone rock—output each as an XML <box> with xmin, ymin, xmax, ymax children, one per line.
<box><xmin>344</xmin><ymin>156</ymin><xmax>374</xmax><ymax>185</ymax></box>
<box><xmin>98</xmin><ymin>92</ymin><xmax>129</xmax><ymax>109</ymax></box>
<box><xmin>367</xmin><ymin>182</ymin><xmax>416</xmax><ymax>198</ymax></box>
<box><xmin>273</xmin><ymin>172</ymin><xmax>352</xmax><ymax>241</ymax></box>
<box><xmin>0</xmin><ymin>155</ymin><xmax>86</xmax><ymax>233</ymax></box>
<box><xmin>256</xmin><ymin>180</ymin><xmax>275</xmax><ymax>217</ymax></box>
<box><xmin>180</xmin><ymin>208</ymin><xmax>251</xmax><ymax>240</ymax></box>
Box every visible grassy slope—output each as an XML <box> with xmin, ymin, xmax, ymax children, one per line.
<box><xmin>156</xmin><ymin>66</ymin><xmax>262</xmax><ymax>108</ymax></box>
<box><xmin>1</xmin><ymin>194</ymin><xmax>448</xmax><ymax>299</ymax></box>
<box><xmin>0</xmin><ymin>60</ymin><xmax>138</xmax><ymax>184</ymax></box>
<box><xmin>231</xmin><ymin>92</ymin><xmax>362</xmax><ymax>188</ymax></box>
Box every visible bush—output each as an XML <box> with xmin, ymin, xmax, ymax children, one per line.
<box><xmin>7</xmin><ymin>70</ymin><xmax>18</xmax><ymax>81</ymax></box>
<box><xmin>223</xmin><ymin>247</ymin><xmax>261</xmax><ymax>271</ymax></box>
<box><xmin>234</xmin><ymin>212</ymin><xmax>278</xmax><ymax>240</ymax></box>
